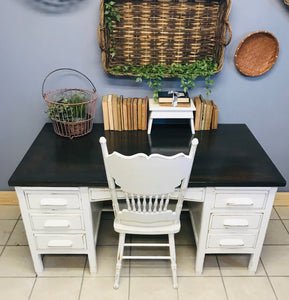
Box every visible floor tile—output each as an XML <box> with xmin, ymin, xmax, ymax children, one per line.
<box><xmin>261</xmin><ymin>245</ymin><xmax>289</xmax><ymax>276</ymax></box>
<box><xmin>264</xmin><ymin>220</ymin><xmax>289</xmax><ymax>245</ymax></box>
<box><xmin>38</xmin><ymin>254</ymin><xmax>86</xmax><ymax>277</ymax></box>
<box><xmin>0</xmin><ymin>220</ymin><xmax>17</xmax><ymax>245</ymax></box>
<box><xmin>0</xmin><ymin>277</ymin><xmax>35</xmax><ymax>300</ymax></box>
<box><xmin>270</xmin><ymin>208</ymin><xmax>279</xmax><ymax>219</ymax></box>
<box><xmin>223</xmin><ymin>277</ymin><xmax>276</xmax><ymax>300</ymax></box>
<box><xmin>177</xmin><ymin>246</ymin><xmax>220</xmax><ymax>276</ymax></box>
<box><xmin>0</xmin><ymin>205</ymin><xmax>20</xmax><ymax>219</ymax></box>
<box><xmin>175</xmin><ymin>212</ymin><xmax>195</xmax><ymax>245</ymax></box>
<box><xmin>282</xmin><ymin>219</ymin><xmax>289</xmax><ymax>232</ymax></box>
<box><xmin>130</xmin><ymin>247</ymin><xmax>172</xmax><ymax>277</ymax></box>
<box><xmin>7</xmin><ymin>219</ymin><xmax>28</xmax><ymax>246</ymax></box>
<box><xmin>131</xmin><ymin>233</ymin><xmax>168</xmax><ymax>244</ymax></box>
<box><xmin>80</xmin><ymin>277</ymin><xmax>129</xmax><ymax>300</ymax></box>
<box><xmin>97</xmin><ymin>219</ymin><xmax>119</xmax><ymax>245</ymax></box>
<box><xmin>217</xmin><ymin>254</ymin><xmax>266</xmax><ymax>276</ymax></box>
<box><xmin>84</xmin><ymin>246</ymin><xmax>129</xmax><ymax>277</ymax></box>
<box><xmin>30</xmin><ymin>277</ymin><xmax>82</xmax><ymax>300</ymax></box>
<box><xmin>178</xmin><ymin>277</ymin><xmax>227</xmax><ymax>300</ymax></box>
<box><xmin>130</xmin><ymin>277</ymin><xmax>178</xmax><ymax>300</ymax></box>
<box><xmin>0</xmin><ymin>246</ymin><xmax>35</xmax><ymax>276</ymax></box>
<box><xmin>269</xmin><ymin>276</ymin><xmax>289</xmax><ymax>300</ymax></box>
<box><xmin>275</xmin><ymin>206</ymin><xmax>289</xmax><ymax>219</ymax></box>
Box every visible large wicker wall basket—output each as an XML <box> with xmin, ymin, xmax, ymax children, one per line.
<box><xmin>98</xmin><ymin>0</ymin><xmax>232</xmax><ymax>77</ymax></box>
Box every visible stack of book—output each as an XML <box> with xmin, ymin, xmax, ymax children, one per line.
<box><xmin>194</xmin><ymin>95</ymin><xmax>218</xmax><ymax>131</ymax></box>
<box><xmin>158</xmin><ymin>91</ymin><xmax>191</xmax><ymax>107</ymax></box>
<box><xmin>102</xmin><ymin>95</ymin><xmax>148</xmax><ymax>131</ymax></box>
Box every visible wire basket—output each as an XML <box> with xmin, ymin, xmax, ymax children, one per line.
<box><xmin>42</xmin><ymin>68</ymin><xmax>97</xmax><ymax>139</ymax></box>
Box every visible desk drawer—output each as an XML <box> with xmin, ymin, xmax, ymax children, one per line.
<box><xmin>210</xmin><ymin>214</ymin><xmax>262</xmax><ymax>230</ymax></box>
<box><xmin>214</xmin><ymin>191</ymin><xmax>267</xmax><ymax>209</ymax></box>
<box><xmin>26</xmin><ymin>192</ymin><xmax>81</xmax><ymax>210</ymax></box>
<box><xmin>34</xmin><ymin>234</ymin><xmax>86</xmax><ymax>250</ymax></box>
<box><xmin>30</xmin><ymin>214</ymin><xmax>84</xmax><ymax>231</ymax></box>
<box><xmin>89</xmin><ymin>188</ymin><xmax>204</xmax><ymax>202</ymax></box>
<box><xmin>90</xmin><ymin>188</ymin><xmax>124</xmax><ymax>201</ymax></box>
<box><xmin>207</xmin><ymin>233</ymin><xmax>257</xmax><ymax>249</ymax></box>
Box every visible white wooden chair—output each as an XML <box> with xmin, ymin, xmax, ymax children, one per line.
<box><xmin>99</xmin><ymin>136</ymin><xmax>198</xmax><ymax>289</ymax></box>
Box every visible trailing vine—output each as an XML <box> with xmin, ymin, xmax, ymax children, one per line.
<box><xmin>104</xmin><ymin>1</ymin><xmax>120</xmax><ymax>58</ymax></box>
<box><xmin>109</xmin><ymin>57</ymin><xmax>218</xmax><ymax>101</ymax></box>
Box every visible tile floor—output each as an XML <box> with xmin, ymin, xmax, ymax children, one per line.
<box><xmin>0</xmin><ymin>205</ymin><xmax>289</xmax><ymax>299</ymax></box>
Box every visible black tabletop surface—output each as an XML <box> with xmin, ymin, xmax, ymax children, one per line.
<box><xmin>8</xmin><ymin>123</ymin><xmax>286</xmax><ymax>188</ymax></box>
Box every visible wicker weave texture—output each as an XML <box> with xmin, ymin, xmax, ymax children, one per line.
<box><xmin>98</xmin><ymin>0</ymin><xmax>232</xmax><ymax>76</ymax></box>
<box><xmin>234</xmin><ymin>31</ymin><xmax>279</xmax><ymax>77</ymax></box>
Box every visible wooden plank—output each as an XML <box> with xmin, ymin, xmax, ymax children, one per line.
<box><xmin>0</xmin><ymin>191</ymin><xmax>19</xmax><ymax>205</ymax></box>
<box><xmin>274</xmin><ymin>192</ymin><xmax>289</xmax><ymax>206</ymax></box>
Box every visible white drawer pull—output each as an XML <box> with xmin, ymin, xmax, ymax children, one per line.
<box><xmin>219</xmin><ymin>239</ymin><xmax>245</xmax><ymax>247</ymax></box>
<box><xmin>40</xmin><ymin>198</ymin><xmax>68</xmax><ymax>206</ymax></box>
<box><xmin>226</xmin><ymin>198</ymin><xmax>254</xmax><ymax>206</ymax></box>
<box><xmin>223</xmin><ymin>219</ymin><xmax>249</xmax><ymax>227</ymax></box>
<box><xmin>47</xmin><ymin>240</ymin><xmax>73</xmax><ymax>247</ymax></box>
<box><xmin>44</xmin><ymin>220</ymin><xmax>71</xmax><ymax>228</ymax></box>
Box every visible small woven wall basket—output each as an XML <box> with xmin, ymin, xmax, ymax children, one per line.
<box><xmin>234</xmin><ymin>31</ymin><xmax>279</xmax><ymax>77</ymax></box>
<box><xmin>42</xmin><ymin>68</ymin><xmax>97</xmax><ymax>139</ymax></box>
<box><xmin>98</xmin><ymin>0</ymin><xmax>232</xmax><ymax>77</ymax></box>
<box><xmin>285</xmin><ymin>0</ymin><xmax>289</xmax><ymax>6</ymax></box>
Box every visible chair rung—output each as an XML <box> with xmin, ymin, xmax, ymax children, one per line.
<box><xmin>124</xmin><ymin>243</ymin><xmax>169</xmax><ymax>247</ymax></box>
<box><xmin>122</xmin><ymin>256</ymin><xmax>171</xmax><ymax>260</ymax></box>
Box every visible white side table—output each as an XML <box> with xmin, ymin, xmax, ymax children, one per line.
<box><xmin>147</xmin><ymin>98</ymin><xmax>196</xmax><ymax>134</ymax></box>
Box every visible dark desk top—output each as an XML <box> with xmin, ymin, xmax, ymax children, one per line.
<box><xmin>8</xmin><ymin>123</ymin><xmax>286</xmax><ymax>188</ymax></box>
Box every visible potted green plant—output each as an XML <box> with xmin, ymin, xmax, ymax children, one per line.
<box><xmin>47</xmin><ymin>92</ymin><xmax>89</xmax><ymax>122</ymax></box>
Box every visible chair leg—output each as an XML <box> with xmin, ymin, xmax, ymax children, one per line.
<box><xmin>114</xmin><ymin>233</ymin><xmax>125</xmax><ymax>289</ymax></box>
<box><xmin>168</xmin><ymin>233</ymin><xmax>178</xmax><ymax>288</ymax></box>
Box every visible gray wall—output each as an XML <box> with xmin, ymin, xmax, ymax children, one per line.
<box><xmin>1</xmin><ymin>0</ymin><xmax>289</xmax><ymax>191</ymax></box>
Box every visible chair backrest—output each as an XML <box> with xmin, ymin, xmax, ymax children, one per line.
<box><xmin>99</xmin><ymin>137</ymin><xmax>198</xmax><ymax>223</ymax></box>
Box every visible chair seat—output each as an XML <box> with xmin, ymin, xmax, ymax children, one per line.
<box><xmin>114</xmin><ymin>219</ymin><xmax>180</xmax><ymax>235</ymax></box>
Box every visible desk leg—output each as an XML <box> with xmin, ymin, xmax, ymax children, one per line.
<box><xmin>190</xmin><ymin>118</ymin><xmax>195</xmax><ymax>135</ymax></box>
<box><xmin>33</xmin><ymin>254</ymin><xmax>44</xmax><ymax>275</ymax></box>
<box><xmin>147</xmin><ymin>113</ymin><xmax>153</xmax><ymax>134</ymax></box>
<box><xmin>81</xmin><ymin>187</ymin><xmax>98</xmax><ymax>274</ymax></box>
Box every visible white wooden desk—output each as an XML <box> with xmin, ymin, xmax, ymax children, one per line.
<box><xmin>9</xmin><ymin>124</ymin><xmax>286</xmax><ymax>275</ymax></box>
<box><xmin>147</xmin><ymin>98</ymin><xmax>196</xmax><ymax>134</ymax></box>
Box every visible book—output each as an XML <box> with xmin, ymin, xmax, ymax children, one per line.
<box><xmin>194</xmin><ymin>96</ymin><xmax>202</xmax><ymax>131</ymax></box>
<box><xmin>117</xmin><ymin>96</ymin><xmax>122</xmax><ymax>131</ymax></box>
<box><xmin>112</xmin><ymin>94</ymin><xmax>118</xmax><ymax>131</ymax></box>
<box><xmin>119</xmin><ymin>95</ymin><xmax>124</xmax><ymax>130</ymax></box>
<box><xmin>137</xmin><ymin>98</ymin><xmax>142</xmax><ymax>130</ymax></box>
<box><xmin>211</xmin><ymin>102</ymin><xmax>218</xmax><ymax>130</ymax></box>
<box><xmin>127</xmin><ymin>98</ymin><xmax>132</xmax><ymax>130</ymax></box>
<box><xmin>107</xmin><ymin>94</ymin><xmax>114</xmax><ymax>130</ymax></box>
<box><xmin>199</xmin><ymin>95</ymin><xmax>205</xmax><ymax>130</ymax></box>
<box><xmin>204</xmin><ymin>100</ymin><xmax>213</xmax><ymax>130</ymax></box>
<box><xmin>158</xmin><ymin>91</ymin><xmax>189</xmax><ymax>103</ymax></box>
<box><xmin>141</xmin><ymin>97</ymin><xmax>148</xmax><ymax>130</ymax></box>
<box><xmin>122</xmin><ymin>98</ymin><xmax>128</xmax><ymax>130</ymax></box>
<box><xmin>159</xmin><ymin>102</ymin><xmax>191</xmax><ymax>107</ymax></box>
<box><xmin>133</xmin><ymin>98</ymin><xmax>138</xmax><ymax>130</ymax></box>
<box><xmin>102</xmin><ymin>95</ymin><xmax>110</xmax><ymax>130</ymax></box>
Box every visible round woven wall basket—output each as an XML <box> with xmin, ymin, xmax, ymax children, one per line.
<box><xmin>234</xmin><ymin>31</ymin><xmax>279</xmax><ymax>77</ymax></box>
<box><xmin>285</xmin><ymin>0</ymin><xmax>289</xmax><ymax>6</ymax></box>
<box><xmin>42</xmin><ymin>68</ymin><xmax>97</xmax><ymax>139</ymax></box>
